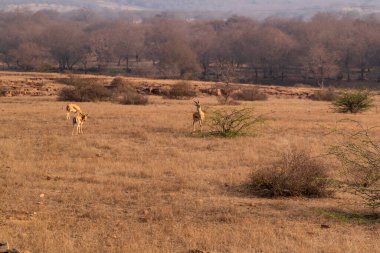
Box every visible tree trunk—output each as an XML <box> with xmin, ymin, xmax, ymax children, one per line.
<box><xmin>201</xmin><ymin>61</ymin><xmax>209</xmax><ymax>80</ymax></box>
<box><xmin>136</xmin><ymin>53</ymin><xmax>139</xmax><ymax>63</ymax></box>
<box><xmin>320</xmin><ymin>78</ymin><xmax>324</xmax><ymax>89</ymax></box>
<box><xmin>269</xmin><ymin>67</ymin><xmax>273</xmax><ymax>78</ymax></box>
<box><xmin>83</xmin><ymin>62</ymin><xmax>87</xmax><ymax>74</ymax></box>
<box><xmin>360</xmin><ymin>68</ymin><xmax>365</xmax><ymax>80</ymax></box>
<box><xmin>125</xmin><ymin>56</ymin><xmax>130</xmax><ymax>73</ymax></box>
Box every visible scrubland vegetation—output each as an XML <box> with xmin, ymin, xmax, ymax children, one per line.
<box><xmin>58</xmin><ymin>76</ymin><xmax>148</xmax><ymax>105</ymax></box>
<box><xmin>332</xmin><ymin>89</ymin><xmax>374</xmax><ymax>113</ymax></box>
<box><xmin>0</xmin><ymin>6</ymin><xmax>380</xmax><ymax>253</ymax></box>
<box><xmin>0</xmin><ymin>71</ymin><xmax>379</xmax><ymax>252</ymax></box>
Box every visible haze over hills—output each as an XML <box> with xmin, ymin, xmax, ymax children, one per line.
<box><xmin>1</xmin><ymin>0</ymin><xmax>380</xmax><ymax>19</ymax></box>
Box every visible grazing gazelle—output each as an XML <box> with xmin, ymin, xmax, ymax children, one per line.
<box><xmin>72</xmin><ymin>112</ymin><xmax>88</xmax><ymax>135</ymax></box>
<box><xmin>193</xmin><ymin>100</ymin><xmax>205</xmax><ymax>132</ymax></box>
<box><xmin>66</xmin><ymin>103</ymin><xmax>81</xmax><ymax>119</ymax></box>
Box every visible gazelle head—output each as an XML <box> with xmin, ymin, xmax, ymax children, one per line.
<box><xmin>82</xmin><ymin>113</ymin><xmax>89</xmax><ymax>121</ymax></box>
<box><xmin>194</xmin><ymin>100</ymin><xmax>201</xmax><ymax>109</ymax></box>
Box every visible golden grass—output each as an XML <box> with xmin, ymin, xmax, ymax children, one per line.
<box><xmin>0</xmin><ymin>89</ymin><xmax>379</xmax><ymax>252</ymax></box>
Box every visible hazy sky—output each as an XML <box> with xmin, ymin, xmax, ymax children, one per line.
<box><xmin>1</xmin><ymin>0</ymin><xmax>380</xmax><ymax>18</ymax></box>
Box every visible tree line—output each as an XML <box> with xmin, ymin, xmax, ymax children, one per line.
<box><xmin>1</xmin><ymin>10</ymin><xmax>380</xmax><ymax>86</ymax></box>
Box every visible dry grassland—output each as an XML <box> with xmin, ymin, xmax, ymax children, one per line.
<box><xmin>0</xmin><ymin>78</ymin><xmax>380</xmax><ymax>252</ymax></box>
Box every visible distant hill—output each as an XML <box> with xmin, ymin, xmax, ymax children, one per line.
<box><xmin>1</xmin><ymin>0</ymin><xmax>380</xmax><ymax>19</ymax></box>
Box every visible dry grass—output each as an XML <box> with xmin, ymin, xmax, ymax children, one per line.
<box><xmin>0</xmin><ymin>73</ymin><xmax>380</xmax><ymax>253</ymax></box>
<box><xmin>232</xmin><ymin>87</ymin><xmax>268</xmax><ymax>101</ymax></box>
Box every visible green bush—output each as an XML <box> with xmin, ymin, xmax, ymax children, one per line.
<box><xmin>166</xmin><ymin>81</ymin><xmax>196</xmax><ymax>99</ymax></box>
<box><xmin>249</xmin><ymin>148</ymin><xmax>330</xmax><ymax>197</ymax></box>
<box><xmin>208</xmin><ymin>108</ymin><xmax>265</xmax><ymax>137</ymax></box>
<box><xmin>332</xmin><ymin>89</ymin><xmax>374</xmax><ymax>113</ymax></box>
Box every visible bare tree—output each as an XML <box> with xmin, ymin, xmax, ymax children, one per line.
<box><xmin>43</xmin><ymin>24</ymin><xmax>90</xmax><ymax>70</ymax></box>
<box><xmin>10</xmin><ymin>42</ymin><xmax>50</xmax><ymax>70</ymax></box>
<box><xmin>89</xmin><ymin>28</ymin><xmax>115</xmax><ymax>71</ymax></box>
<box><xmin>113</xmin><ymin>23</ymin><xmax>144</xmax><ymax>73</ymax></box>
<box><xmin>190</xmin><ymin>22</ymin><xmax>217</xmax><ymax>80</ymax></box>
<box><xmin>306</xmin><ymin>45</ymin><xmax>339</xmax><ymax>88</ymax></box>
<box><xmin>145</xmin><ymin>19</ymin><xmax>199</xmax><ymax>78</ymax></box>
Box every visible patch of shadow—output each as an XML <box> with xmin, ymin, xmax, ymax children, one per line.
<box><xmin>75</xmin><ymin>176</ymin><xmax>102</xmax><ymax>184</ymax></box>
<box><xmin>201</xmin><ymin>206</ymin><xmax>242</xmax><ymax>224</ymax></box>
<box><xmin>225</xmin><ymin>180</ymin><xmax>332</xmax><ymax>199</ymax></box>
<box><xmin>224</xmin><ymin>182</ymin><xmax>281</xmax><ymax>199</ymax></box>
<box><xmin>316</xmin><ymin>208</ymin><xmax>379</xmax><ymax>225</ymax></box>
<box><xmin>127</xmin><ymin>171</ymin><xmax>151</xmax><ymax>179</ymax></box>
<box><xmin>119</xmin><ymin>130</ymin><xmax>149</xmax><ymax>143</ymax></box>
<box><xmin>150</xmin><ymin>126</ymin><xmax>182</xmax><ymax>135</ymax></box>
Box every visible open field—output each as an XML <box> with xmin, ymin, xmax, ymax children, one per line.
<box><xmin>0</xmin><ymin>73</ymin><xmax>380</xmax><ymax>253</ymax></box>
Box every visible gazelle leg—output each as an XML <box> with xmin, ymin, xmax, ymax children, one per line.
<box><xmin>72</xmin><ymin>124</ymin><xmax>76</xmax><ymax>135</ymax></box>
<box><xmin>199</xmin><ymin>121</ymin><xmax>203</xmax><ymax>132</ymax></box>
<box><xmin>193</xmin><ymin>121</ymin><xmax>196</xmax><ymax>132</ymax></box>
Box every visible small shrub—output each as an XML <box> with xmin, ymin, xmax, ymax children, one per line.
<box><xmin>35</xmin><ymin>63</ymin><xmax>54</xmax><ymax>72</ymax></box>
<box><xmin>109</xmin><ymin>77</ymin><xmax>134</xmax><ymax>95</ymax></box>
<box><xmin>58</xmin><ymin>82</ymin><xmax>112</xmax><ymax>102</ymax></box>
<box><xmin>330</xmin><ymin>122</ymin><xmax>380</xmax><ymax>209</ymax></box>
<box><xmin>332</xmin><ymin>89</ymin><xmax>374</xmax><ymax>113</ymax></box>
<box><xmin>208</xmin><ymin>108</ymin><xmax>265</xmax><ymax>137</ymax></box>
<box><xmin>121</xmin><ymin>91</ymin><xmax>148</xmax><ymax>105</ymax></box>
<box><xmin>232</xmin><ymin>87</ymin><xmax>268</xmax><ymax>101</ymax></box>
<box><xmin>166</xmin><ymin>81</ymin><xmax>196</xmax><ymax>99</ymax></box>
<box><xmin>215</xmin><ymin>85</ymin><xmax>240</xmax><ymax>105</ymax></box>
<box><xmin>0</xmin><ymin>86</ymin><xmax>7</xmax><ymax>96</ymax></box>
<box><xmin>110</xmin><ymin>77</ymin><xmax>130</xmax><ymax>90</ymax></box>
<box><xmin>216</xmin><ymin>94</ymin><xmax>240</xmax><ymax>105</ymax></box>
<box><xmin>310</xmin><ymin>87</ymin><xmax>338</xmax><ymax>101</ymax></box>
<box><xmin>249</xmin><ymin>148</ymin><xmax>330</xmax><ymax>197</ymax></box>
<box><xmin>110</xmin><ymin>77</ymin><xmax>148</xmax><ymax>105</ymax></box>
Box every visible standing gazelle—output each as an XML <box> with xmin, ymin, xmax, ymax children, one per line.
<box><xmin>72</xmin><ymin>112</ymin><xmax>88</xmax><ymax>135</ymax></box>
<box><xmin>193</xmin><ymin>100</ymin><xmax>205</xmax><ymax>132</ymax></box>
<box><xmin>66</xmin><ymin>103</ymin><xmax>81</xmax><ymax>120</ymax></box>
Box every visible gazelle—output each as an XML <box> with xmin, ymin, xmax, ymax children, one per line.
<box><xmin>66</xmin><ymin>103</ymin><xmax>81</xmax><ymax>120</ymax></box>
<box><xmin>193</xmin><ymin>100</ymin><xmax>205</xmax><ymax>132</ymax></box>
<box><xmin>72</xmin><ymin>112</ymin><xmax>88</xmax><ymax>135</ymax></box>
